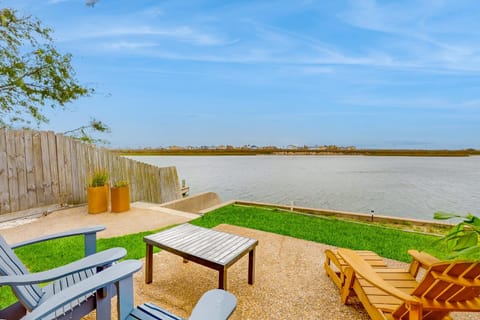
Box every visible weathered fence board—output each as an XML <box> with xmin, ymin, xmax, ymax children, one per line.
<box><xmin>40</xmin><ymin>131</ymin><xmax>53</xmax><ymax>204</ymax></box>
<box><xmin>32</xmin><ymin>132</ymin><xmax>45</xmax><ymax>206</ymax></box>
<box><xmin>0</xmin><ymin>129</ymin><xmax>182</xmax><ymax>217</ymax></box>
<box><xmin>15</xmin><ymin>131</ymin><xmax>28</xmax><ymax>211</ymax></box>
<box><xmin>0</xmin><ymin>129</ymin><xmax>9</xmax><ymax>213</ymax></box>
<box><xmin>48</xmin><ymin>131</ymin><xmax>60</xmax><ymax>200</ymax></box>
<box><xmin>24</xmin><ymin>131</ymin><xmax>37</xmax><ymax>209</ymax></box>
<box><xmin>6</xmin><ymin>130</ymin><xmax>18</xmax><ymax>213</ymax></box>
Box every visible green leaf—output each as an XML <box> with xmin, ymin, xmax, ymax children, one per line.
<box><xmin>433</xmin><ymin>212</ymin><xmax>461</xmax><ymax>220</ymax></box>
<box><xmin>469</xmin><ymin>216</ymin><xmax>480</xmax><ymax>227</ymax></box>
<box><xmin>452</xmin><ymin>231</ymin><xmax>478</xmax><ymax>251</ymax></box>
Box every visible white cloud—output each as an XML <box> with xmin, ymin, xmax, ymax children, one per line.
<box><xmin>48</xmin><ymin>0</ymin><xmax>71</xmax><ymax>4</ymax></box>
<box><xmin>339</xmin><ymin>96</ymin><xmax>480</xmax><ymax>111</ymax></box>
<box><xmin>337</xmin><ymin>0</ymin><xmax>480</xmax><ymax>72</ymax></box>
<box><xmin>59</xmin><ymin>22</ymin><xmax>227</xmax><ymax>46</ymax></box>
<box><xmin>101</xmin><ymin>41</ymin><xmax>158</xmax><ymax>50</ymax></box>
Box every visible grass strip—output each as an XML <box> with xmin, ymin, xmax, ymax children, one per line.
<box><xmin>191</xmin><ymin>204</ymin><xmax>459</xmax><ymax>262</ymax></box>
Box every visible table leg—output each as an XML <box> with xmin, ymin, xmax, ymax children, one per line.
<box><xmin>219</xmin><ymin>267</ymin><xmax>227</xmax><ymax>290</ymax></box>
<box><xmin>248</xmin><ymin>248</ymin><xmax>256</xmax><ymax>285</ymax></box>
<box><xmin>145</xmin><ymin>244</ymin><xmax>153</xmax><ymax>284</ymax></box>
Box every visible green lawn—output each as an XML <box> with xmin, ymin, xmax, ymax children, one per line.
<box><xmin>0</xmin><ymin>204</ymin><xmax>474</xmax><ymax>309</ymax></box>
<box><xmin>191</xmin><ymin>204</ymin><xmax>452</xmax><ymax>262</ymax></box>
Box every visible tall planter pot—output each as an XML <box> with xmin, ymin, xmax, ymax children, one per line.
<box><xmin>111</xmin><ymin>185</ymin><xmax>130</xmax><ymax>213</ymax></box>
<box><xmin>87</xmin><ymin>185</ymin><xmax>108</xmax><ymax>214</ymax></box>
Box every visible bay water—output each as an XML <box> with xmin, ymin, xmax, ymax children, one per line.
<box><xmin>128</xmin><ymin>155</ymin><xmax>480</xmax><ymax>221</ymax></box>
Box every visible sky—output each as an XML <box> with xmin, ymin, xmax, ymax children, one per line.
<box><xmin>2</xmin><ymin>0</ymin><xmax>480</xmax><ymax>149</ymax></box>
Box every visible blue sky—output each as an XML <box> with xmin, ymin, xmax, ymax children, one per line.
<box><xmin>3</xmin><ymin>0</ymin><xmax>480</xmax><ymax>149</ymax></box>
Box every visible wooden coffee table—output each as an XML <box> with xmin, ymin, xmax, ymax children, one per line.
<box><xmin>144</xmin><ymin>223</ymin><xmax>258</xmax><ymax>290</ymax></box>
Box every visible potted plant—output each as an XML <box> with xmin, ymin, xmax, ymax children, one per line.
<box><xmin>87</xmin><ymin>171</ymin><xmax>109</xmax><ymax>214</ymax></box>
<box><xmin>111</xmin><ymin>180</ymin><xmax>130</xmax><ymax>213</ymax></box>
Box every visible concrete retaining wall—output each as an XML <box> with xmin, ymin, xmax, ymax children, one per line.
<box><xmin>233</xmin><ymin>200</ymin><xmax>454</xmax><ymax>229</ymax></box>
<box><xmin>160</xmin><ymin>191</ymin><xmax>222</xmax><ymax>213</ymax></box>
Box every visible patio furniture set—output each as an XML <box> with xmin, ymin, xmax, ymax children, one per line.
<box><xmin>0</xmin><ymin>224</ymin><xmax>257</xmax><ymax>320</ymax></box>
<box><xmin>1</xmin><ymin>222</ymin><xmax>479</xmax><ymax>319</ymax></box>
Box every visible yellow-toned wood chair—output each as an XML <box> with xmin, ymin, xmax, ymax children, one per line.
<box><xmin>324</xmin><ymin>249</ymin><xmax>388</xmax><ymax>290</ymax></box>
<box><xmin>337</xmin><ymin>248</ymin><xmax>480</xmax><ymax>320</ymax></box>
<box><xmin>325</xmin><ymin>248</ymin><xmax>441</xmax><ymax>293</ymax></box>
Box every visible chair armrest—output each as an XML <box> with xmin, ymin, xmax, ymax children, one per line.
<box><xmin>0</xmin><ymin>247</ymin><xmax>126</xmax><ymax>286</ymax></box>
<box><xmin>189</xmin><ymin>289</ymin><xmax>237</xmax><ymax>320</ymax></box>
<box><xmin>11</xmin><ymin>225</ymin><xmax>106</xmax><ymax>256</ymax></box>
<box><xmin>338</xmin><ymin>249</ymin><xmax>420</xmax><ymax>304</ymax></box>
<box><xmin>408</xmin><ymin>250</ymin><xmax>440</xmax><ymax>267</ymax></box>
<box><xmin>21</xmin><ymin>260</ymin><xmax>142</xmax><ymax>320</ymax></box>
<box><xmin>407</xmin><ymin>250</ymin><xmax>441</xmax><ymax>277</ymax></box>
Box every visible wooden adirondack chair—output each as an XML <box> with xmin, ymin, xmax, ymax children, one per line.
<box><xmin>325</xmin><ymin>248</ymin><xmax>441</xmax><ymax>293</ymax></box>
<box><xmin>22</xmin><ymin>260</ymin><xmax>238</xmax><ymax>320</ymax></box>
<box><xmin>0</xmin><ymin>226</ymin><xmax>126</xmax><ymax>320</ymax></box>
<box><xmin>337</xmin><ymin>248</ymin><xmax>480</xmax><ymax>320</ymax></box>
<box><xmin>324</xmin><ymin>249</ymin><xmax>388</xmax><ymax>290</ymax></box>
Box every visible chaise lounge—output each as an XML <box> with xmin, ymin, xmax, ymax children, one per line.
<box><xmin>334</xmin><ymin>248</ymin><xmax>480</xmax><ymax>320</ymax></box>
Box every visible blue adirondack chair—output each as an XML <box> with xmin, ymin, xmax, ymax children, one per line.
<box><xmin>0</xmin><ymin>226</ymin><xmax>126</xmax><ymax>319</ymax></box>
<box><xmin>22</xmin><ymin>260</ymin><xmax>238</xmax><ymax>320</ymax></box>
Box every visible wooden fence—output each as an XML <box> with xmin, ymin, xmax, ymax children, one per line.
<box><xmin>0</xmin><ymin>129</ymin><xmax>181</xmax><ymax>216</ymax></box>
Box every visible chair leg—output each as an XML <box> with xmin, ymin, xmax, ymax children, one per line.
<box><xmin>341</xmin><ymin>267</ymin><xmax>355</xmax><ymax>305</ymax></box>
<box><xmin>0</xmin><ymin>302</ymin><xmax>26</xmax><ymax>319</ymax></box>
<box><xmin>407</xmin><ymin>303</ymin><xmax>423</xmax><ymax>320</ymax></box>
<box><xmin>96</xmin><ymin>289</ymin><xmax>112</xmax><ymax>320</ymax></box>
<box><xmin>116</xmin><ymin>275</ymin><xmax>135</xmax><ymax>320</ymax></box>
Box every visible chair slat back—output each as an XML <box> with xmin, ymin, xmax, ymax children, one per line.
<box><xmin>415</xmin><ymin>262</ymin><xmax>480</xmax><ymax>301</ymax></box>
<box><xmin>393</xmin><ymin>261</ymin><xmax>480</xmax><ymax>320</ymax></box>
<box><xmin>0</xmin><ymin>235</ymin><xmax>43</xmax><ymax>310</ymax></box>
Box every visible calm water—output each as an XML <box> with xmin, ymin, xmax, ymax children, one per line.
<box><xmin>129</xmin><ymin>155</ymin><xmax>480</xmax><ymax>221</ymax></box>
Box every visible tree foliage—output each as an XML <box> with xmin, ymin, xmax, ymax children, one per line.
<box><xmin>63</xmin><ymin>118</ymin><xmax>110</xmax><ymax>144</ymax></box>
<box><xmin>0</xmin><ymin>7</ymin><xmax>91</xmax><ymax>128</ymax></box>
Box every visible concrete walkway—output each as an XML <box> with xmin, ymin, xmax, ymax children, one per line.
<box><xmin>0</xmin><ymin>202</ymin><xmax>197</xmax><ymax>243</ymax></box>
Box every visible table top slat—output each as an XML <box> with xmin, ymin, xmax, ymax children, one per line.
<box><xmin>163</xmin><ymin>231</ymin><xmax>217</xmax><ymax>249</ymax></box>
<box><xmin>150</xmin><ymin>227</ymin><xmax>214</xmax><ymax>249</ymax></box>
<box><xmin>196</xmin><ymin>235</ymin><xmax>245</xmax><ymax>260</ymax></box>
<box><xmin>175</xmin><ymin>232</ymin><xmax>231</xmax><ymax>255</ymax></box>
<box><xmin>216</xmin><ymin>238</ymin><xmax>258</xmax><ymax>264</ymax></box>
<box><xmin>201</xmin><ymin>237</ymin><xmax>252</xmax><ymax>262</ymax></box>
<box><xmin>147</xmin><ymin>224</ymin><xmax>207</xmax><ymax>245</ymax></box>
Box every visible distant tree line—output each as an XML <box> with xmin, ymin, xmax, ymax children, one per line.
<box><xmin>113</xmin><ymin>146</ymin><xmax>479</xmax><ymax>157</ymax></box>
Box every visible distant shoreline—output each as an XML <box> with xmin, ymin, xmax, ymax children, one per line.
<box><xmin>113</xmin><ymin>148</ymin><xmax>480</xmax><ymax>157</ymax></box>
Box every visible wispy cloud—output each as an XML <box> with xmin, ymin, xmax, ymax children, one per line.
<box><xmin>48</xmin><ymin>0</ymin><xmax>71</xmax><ymax>4</ymax></box>
<box><xmin>339</xmin><ymin>96</ymin><xmax>480</xmax><ymax>111</ymax></box>
<box><xmin>46</xmin><ymin>0</ymin><xmax>480</xmax><ymax>73</ymax></box>
<box><xmin>337</xmin><ymin>0</ymin><xmax>480</xmax><ymax>72</ymax></box>
<box><xmin>101</xmin><ymin>41</ymin><xmax>159</xmax><ymax>50</ymax></box>
<box><xmin>61</xmin><ymin>24</ymin><xmax>226</xmax><ymax>46</ymax></box>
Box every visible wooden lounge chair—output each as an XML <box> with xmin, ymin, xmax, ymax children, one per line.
<box><xmin>0</xmin><ymin>226</ymin><xmax>126</xmax><ymax>319</ymax></box>
<box><xmin>337</xmin><ymin>248</ymin><xmax>480</xmax><ymax>320</ymax></box>
<box><xmin>22</xmin><ymin>260</ymin><xmax>238</xmax><ymax>320</ymax></box>
<box><xmin>325</xmin><ymin>249</ymin><xmax>388</xmax><ymax>290</ymax></box>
